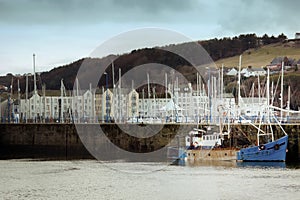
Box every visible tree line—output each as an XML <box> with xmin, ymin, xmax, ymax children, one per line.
<box><xmin>199</xmin><ymin>33</ymin><xmax>287</xmax><ymax>61</ymax></box>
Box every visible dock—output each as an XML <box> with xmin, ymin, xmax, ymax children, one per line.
<box><xmin>0</xmin><ymin>123</ymin><xmax>299</xmax><ymax>161</ymax></box>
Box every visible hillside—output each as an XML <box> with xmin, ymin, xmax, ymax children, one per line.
<box><xmin>215</xmin><ymin>42</ymin><xmax>300</xmax><ymax>68</ymax></box>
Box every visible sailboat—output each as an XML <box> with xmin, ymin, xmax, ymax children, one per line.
<box><xmin>237</xmin><ymin>63</ymin><xmax>288</xmax><ymax>162</ymax></box>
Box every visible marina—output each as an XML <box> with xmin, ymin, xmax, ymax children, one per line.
<box><xmin>2</xmin><ymin>1</ymin><xmax>300</xmax><ymax>200</ymax></box>
<box><xmin>1</xmin><ymin>55</ymin><xmax>300</xmax><ymax>163</ymax></box>
<box><xmin>1</xmin><ymin>54</ymin><xmax>300</xmax><ymax>125</ymax></box>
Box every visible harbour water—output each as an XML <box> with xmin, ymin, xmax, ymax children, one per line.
<box><xmin>0</xmin><ymin>160</ymin><xmax>299</xmax><ymax>200</ymax></box>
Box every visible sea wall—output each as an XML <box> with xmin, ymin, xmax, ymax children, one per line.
<box><xmin>0</xmin><ymin>123</ymin><xmax>299</xmax><ymax>161</ymax></box>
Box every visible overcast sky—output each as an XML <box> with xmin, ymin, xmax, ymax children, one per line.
<box><xmin>0</xmin><ymin>0</ymin><xmax>299</xmax><ymax>75</ymax></box>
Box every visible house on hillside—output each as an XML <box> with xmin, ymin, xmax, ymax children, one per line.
<box><xmin>226</xmin><ymin>68</ymin><xmax>238</xmax><ymax>76</ymax></box>
<box><xmin>295</xmin><ymin>33</ymin><xmax>300</xmax><ymax>39</ymax></box>
<box><xmin>250</xmin><ymin>68</ymin><xmax>266</xmax><ymax>76</ymax></box>
<box><xmin>241</xmin><ymin>68</ymin><xmax>254</xmax><ymax>77</ymax></box>
<box><xmin>241</xmin><ymin>67</ymin><xmax>266</xmax><ymax>77</ymax></box>
<box><xmin>267</xmin><ymin>57</ymin><xmax>284</xmax><ymax>71</ymax></box>
<box><xmin>267</xmin><ymin>56</ymin><xmax>296</xmax><ymax>71</ymax></box>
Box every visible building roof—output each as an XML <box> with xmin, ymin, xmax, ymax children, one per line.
<box><xmin>227</xmin><ymin>68</ymin><xmax>238</xmax><ymax>76</ymax></box>
<box><xmin>270</xmin><ymin>57</ymin><xmax>284</xmax><ymax>65</ymax></box>
<box><xmin>250</xmin><ymin>68</ymin><xmax>266</xmax><ymax>72</ymax></box>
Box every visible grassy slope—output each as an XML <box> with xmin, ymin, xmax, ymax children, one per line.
<box><xmin>215</xmin><ymin>42</ymin><xmax>300</xmax><ymax>68</ymax></box>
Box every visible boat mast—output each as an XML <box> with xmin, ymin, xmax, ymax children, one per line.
<box><xmin>60</xmin><ymin>79</ymin><xmax>64</xmax><ymax>123</ymax></box>
<box><xmin>25</xmin><ymin>74</ymin><xmax>28</xmax><ymax>123</ymax></box>
<box><xmin>287</xmin><ymin>85</ymin><xmax>290</xmax><ymax>119</ymax></box>
<box><xmin>153</xmin><ymin>87</ymin><xmax>156</xmax><ymax>118</ymax></box>
<box><xmin>119</xmin><ymin>68</ymin><xmax>122</xmax><ymax>122</ymax></box>
<box><xmin>267</xmin><ymin>68</ymin><xmax>270</xmax><ymax>122</ymax></box>
<box><xmin>207</xmin><ymin>66</ymin><xmax>211</xmax><ymax>123</ymax></box>
<box><xmin>10</xmin><ymin>76</ymin><xmax>13</xmax><ymax>122</ymax></box>
<box><xmin>42</xmin><ymin>84</ymin><xmax>46</xmax><ymax>123</ymax></box>
<box><xmin>142</xmin><ymin>88</ymin><xmax>145</xmax><ymax>118</ymax></box>
<box><xmin>147</xmin><ymin>72</ymin><xmax>151</xmax><ymax>118</ymax></box>
<box><xmin>33</xmin><ymin>54</ymin><xmax>37</xmax><ymax>121</ymax></box>
<box><xmin>165</xmin><ymin>73</ymin><xmax>167</xmax><ymax>121</ymax></box>
<box><xmin>271</xmin><ymin>81</ymin><xmax>274</xmax><ymax>106</ymax></box>
<box><xmin>196</xmin><ymin>72</ymin><xmax>199</xmax><ymax>122</ymax></box>
<box><xmin>258</xmin><ymin>75</ymin><xmax>261</xmax><ymax>104</ymax></box>
<box><xmin>268</xmin><ymin>68</ymin><xmax>275</xmax><ymax>141</ymax></box>
<box><xmin>280</xmin><ymin>61</ymin><xmax>284</xmax><ymax>122</ymax></box>
<box><xmin>237</xmin><ymin>55</ymin><xmax>242</xmax><ymax>118</ymax></box>
<box><xmin>17</xmin><ymin>79</ymin><xmax>20</xmax><ymax>107</ymax></box>
<box><xmin>221</xmin><ymin>64</ymin><xmax>224</xmax><ymax>100</ymax></box>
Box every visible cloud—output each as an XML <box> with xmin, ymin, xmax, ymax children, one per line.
<box><xmin>0</xmin><ymin>0</ymin><xmax>298</xmax><ymax>36</ymax></box>
<box><xmin>216</xmin><ymin>0</ymin><xmax>300</xmax><ymax>37</ymax></box>
<box><xmin>0</xmin><ymin>0</ymin><xmax>200</xmax><ymax>25</ymax></box>
<box><xmin>0</xmin><ymin>0</ymin><xmax>298</xmax><ymax>75</ymax></box>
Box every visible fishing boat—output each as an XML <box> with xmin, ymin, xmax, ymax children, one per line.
<box><xmin>185</xmin><ymin>126</ymin><xmax>238</xmax><ymax>161</ymax></box>
<box><xmin>236</xmin><ymin>105</ymin><xmax>289</xmax><ymax>162</ymax></box>
<box><xmin>236</xmin><ymin>135</ymin><xmax>288</xmax><ymax>162</ymax></box>
<box><xmin>237</xmin><ymin>65</ymin><xmax>289</xmax><ymax>162</ymax></box>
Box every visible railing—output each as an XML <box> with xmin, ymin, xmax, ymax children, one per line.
<box><xmin>2</xmin><ymin>115</ymin><xmax>300</xmax><ymax>124</ymax></box>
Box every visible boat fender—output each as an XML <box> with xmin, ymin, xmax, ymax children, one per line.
<box><xmin>274</xmin><ymin>144</ymin><xmax>280</xmax><ymax>150</ymax></box>
<box><xmin>258</xmin><ymin>144</ymin><xmax>265</xmax><ymax>151</ymax></box>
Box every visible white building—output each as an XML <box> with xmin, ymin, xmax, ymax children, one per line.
<box><xmin>240</xmin><ymin>97</ymin><xmax>268</xmax><ymax>117</ymax></box>
<box><xmin>20</xmin><ymin>93</ymin><xmax>73</xmax><ymax>122</ymax></box>
<box><xmin>241</xmin><ymin>68</ymin><xmax>266</xmax><ymax>77</ymax></box>
<box><xmin>227</xmin><ymin>68</ymin><xmax>238</xmax><ymax>76</ymax></box>
<box><xmin>127</xmin><ymin>89</ymin><xmax>139</xmax><ymax>118</ymax></box>
<box><xmin>250</xmin><ymin>68</ymin><xmax>266</xmax><ymax>76</ymax></box>
<box><xmin>101</xmin><ymin>88</ymin><xmax>113</xmax><ymax>122</ymax></box>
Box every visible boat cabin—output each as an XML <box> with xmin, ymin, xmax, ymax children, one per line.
<box><xmin>185</xmin><ymin>128</ymin><xmax>222</xmax><ymax>149</ymax></box>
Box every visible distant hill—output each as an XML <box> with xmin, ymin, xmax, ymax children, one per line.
<box><xmin>215</xmin><ymin>42</ymin><xmax>300</xmax><ymax>68</ymax></box>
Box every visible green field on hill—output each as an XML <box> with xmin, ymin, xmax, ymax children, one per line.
<box><xmin>215</xmin><ymin>42</ymin><xmax>300</xmax><ymax>68</ymax></box>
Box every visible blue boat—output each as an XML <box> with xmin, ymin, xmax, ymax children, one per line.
<box><xmin>237</xmin><ymin>135</ymin><xmax>288</xmax><ymax>162</ymax></box>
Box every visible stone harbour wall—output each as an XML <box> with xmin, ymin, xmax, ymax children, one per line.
<box><xmin>0</xmin><ymin>123</ymin><xmax>299</xmax><ymax>161</ymax></box>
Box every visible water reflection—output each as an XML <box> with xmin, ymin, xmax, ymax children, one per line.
<box><xmin>236</xmin><ymin>161</ymin><xmax>286</xmax><ymax>169</ymax></box>
<box><xmin>173</xmin><ymin>159</ymin><xmax>300</xmax><ymax>169</ymax></box>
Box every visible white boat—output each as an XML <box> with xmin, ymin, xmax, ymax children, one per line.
<box><xmin>185</xmin><ymin>127</ymin><xmax>221</xmax><ymax>149</ymax></box>
<box><xmin>185</xmin><ymin>126</ymin><xmax>238</xmax><ymax>161</ymax></box>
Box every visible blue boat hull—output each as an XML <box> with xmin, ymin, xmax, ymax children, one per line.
<box><xmin>236</xmin><ymin>135</ymin><xmax>288</xmax><ymax>162</ymax></box>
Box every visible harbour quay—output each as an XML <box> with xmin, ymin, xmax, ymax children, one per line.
<box><xmin>0</xmin><ymin>123</ymin><xmax>299</xmax><ymax>161</ymax></box>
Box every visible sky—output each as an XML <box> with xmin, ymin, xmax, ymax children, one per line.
<box><xmin>0</xmin><ymin>0</ymin><xmax>299</xmax><ymax>76</ymax></box>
